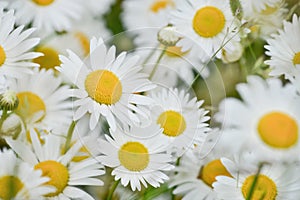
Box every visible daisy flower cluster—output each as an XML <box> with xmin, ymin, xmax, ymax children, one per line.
<box><xmin>0</xmin><ymin>0</ymin><xmax>300</xmax><ymax>199</ymax></box>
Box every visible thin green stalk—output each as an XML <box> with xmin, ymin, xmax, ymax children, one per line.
<box><xmin>142</xmin><ymin>45</ymin><xmax>159</xmax><ymax>65</ymax></box>
<box><xmin>139</xmin><ymin>184</ymin><xmax>169</xmax><ymax>200</ymax></box>
<box><xmin>149</xmin><ymin>46</ymin><xmax>167</xmax><ymax>80</ymax></box>
<box><xmin>246</xmin><ymin>163</ymin><xmax>264</xmax><ymax>200</ymax></box>
<box><xmin>188</xmin><ymin>21</ymin><xmax>247</xmax><ymax>91</ymax></box>
<box><xmin>107</xmin><ymin>179</ymin><xmax>120</xmax><ymax>200</ymax></box>
<box><xmin>64</xmin><ymin>120</ymin><xmax>76</xmax><ymax>153</ymax></box>
<box><xmin>286</xmin><ymin>1</ymin><xmax>300</xmax><ymax>21</ymax></box>
<box><xmin>248</xmin><ymin>44</ymin><xmax>257</xmax><ymax>62</ymax></box>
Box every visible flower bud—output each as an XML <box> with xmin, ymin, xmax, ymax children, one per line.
<box><xmin>157</xmin><ymin>26</ymin><xmax>181</xmax><ymax>47</ymax></box>
<box><xmin>0</xmin><ymin>114</ymin><xmax>23</xmax><ymax>139</ymax></box>
<box><xmin>0</xmin><ymin>90</ymin><xmax>19</xmax><ymax>111</ymax></box>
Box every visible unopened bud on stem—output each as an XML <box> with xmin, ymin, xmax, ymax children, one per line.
<box><xmin>0</xmin><ymin>90</ymin><xmax>19</xmax><ymax>111</ymax></box>
<box><xmin>157</xmin><ymin>26</ymin><xmax>181</xmax><ymax>47</ymax></box>
<box><xmin>0</xmin><ymin>114</ymin><xmax>23</xmax><ymax>139</ymax></box>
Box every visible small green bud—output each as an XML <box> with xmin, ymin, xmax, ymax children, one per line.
<box><xmin>157</xmin><ymin>26</ymin><xmax>181</xmax><ymax>47</ymax></box>
<box><xmin>0</xmin><ymin>90</ymin><xmax>19</xmax><ymax>111</ymax></box>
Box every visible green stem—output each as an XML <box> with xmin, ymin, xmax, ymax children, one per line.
<box><xmin>64</xmin><ymin>120</ymin><xmax>76</xmax><ymax>153</ymax></box>
<box><xmin>188</xmin><ymin>21</ymin><xmax>246</xmax><ymax>91</ymax></box>
<box><xmin>107</xmin><ymin>179</ymin><xmax>120</xmax><ymax>200</ymax></box>
<box><xmin>149</xmin><ymin>46</ymin><xmax>167</xmax><ymax>80</ymax></box>
<box><xmin>286</xmin><ymin>1</ymin><xmax>300</xmax><ymax>21</ymax></box>
<box><xmin>139</xmin><ymin>184</ymin><xmax>169</xmax><ymax>200</ymax></box>
<box><xmin>142</xmin><ymin>45</ymin><xmax>159</xmax><ymax>65</ymax></box>
<box><xmin>246</xmin><ymin>163</ymin><xmax>264</xmax><ymax>200</ymax></box>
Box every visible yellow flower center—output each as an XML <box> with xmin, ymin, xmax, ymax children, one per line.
<box><xmin>260</xmin><ymin>5</ymin><xmax>278</xmax><ymax>15</ymax></box>
<box><xmin>0</xmin><ymin>45</ymin><xmax>6</xmax><ymax>66</ymax></box>
<box><xmin>193</xmin><ymin>6</ymin><xmax>225</xmax><ymax>38</ymax></box>
<box><xmin>257</xmin><ymin>112</ymin><xmax>298</xmax><ymax>149</ymax></box>
<box><xmin>165</xmin><ymin>46</ymin><xmax>188</xmax><ymax>58</ymax></box>
<box><xmin>157</xmin><ymin>110</ymin><xmax>186</xmax><ymax>137</ymax></box>
<box><xmin>33</xmin><ymin>46</ymin><xmax>61</xmax><ymax>70</ymax></box>
<box><xmin>242</xmin><ymin>174</ymin><xmax>277</xmax><ymax>200</ymax></box>
<box><xmin>34</xmin><ymin>160</ymin><xmax>69</xmax><ymax>197</ymax></box>
<box><xmin>85</xmin><ymin>70</ymin><xmax>122</xmax><ymax>105</ymax></box>
<box><xmin>198</xmin><ymin>159</ymin><xmax>232</xmax><ymax>187</ymax></box>
<box><xmin>150</xmin><ymin>0</ymin><xmax>174</xmax><ymax>13</ymax></box>
<box><xmin>293</xmin><ymin>52</ymin><xmax>300</xmax><ymax>65</ymax></box>
<box><xmin>15</xmin><ymin>92</ymin><xmax>46</xmax><ymax>123</ymax></box>
<box><xmin>32</xmin><ymin>0</ymin><xmax>54</xmax><ymax>6</ymax></box>
<box><xmin>75</xmin><ymin>32</ymin><xmax>90</xmax><ymax>56</ymax></box>
<box><xmin>118</xmin><ymin>142</ymin><xmax>149</xmax><ymax>171</ymax></box>
<box><xmin>0</xmin><ymin>176</ymin><xmax>24</xmax><ymax>200</ymax></box>
<box><xmin>72</xmin><ymin>146</ymin><xmax>90</xmax><ymax>162</ymax></box>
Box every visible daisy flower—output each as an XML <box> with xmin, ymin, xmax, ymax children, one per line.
<box><xmin>240</xmin><ymin>0</ymin><xmax>283</xmax><ymax>13</ymax></box>
<box><xmin>140</xmin><ymin>44</ymin><xmax>209</xmax><ymax>87</ymax></box>
<box><xmin>0</xmin><ymin>9</ymin><xmax>41</xmax><ymax>78</ymax></box>
<box><xmin>83</xmin><ymin>0</ymin><xmax>114</xmax><ymax>17</ymax></box>
<box><xmin>6</xmin><ymin>129</ymin><xmax>105</xmax><ymax>200</ymax></box>
<box><xmin>8</xmin><ymin>69</ymin><xmax>72</xmax><ymax>133</ymax></box>
<box><xmin>265</xmin><ymin>14</ymin><xmax>300</xmax><ymax>81</ymax></box>
<box><xmin>169</xmin><ymin>143</ymin><xmax>232</xmax><ymax>200</ymax></box>
<box><xmin>34</xmin><ymin>16</ymin><xmax>111</xmax><ymax>72</ymax></box>
<box><xmin>170</xmin><ymin>0</ymin><xmax>241</xmax><ymax>60</ymax></box>
<box><xmin>6</xmin><ymin>0</ymin><xmax>85</xmax><ymax>35</ymax></box>
<box><xmin>213</xmin><ymin>158</ymin><xmax>300</xmax><ymax>199</ymax></box>
<box><xmin>98</xmin><ymin>124</ymin><xmax>174</xmax><ymax>191</ymax></box>
<box><xmin>0</xmin><ymin>148</ymin><xmax>54</xmax><ymax>199</ymax></box>
<box><xmin>122</xmin><ymin>0</ymin><xmax>175</xmax><ymax>47</ymax></box>
<box><xmin>215</xmin><ymin>76</ymin><xmax>300</xmax><ymax>162</ymax></box>
<box><xmin>242</xmin><ymin>0</ymin><xmax>287</xmax><ymax>40</ymax></box>
<box><xmin>65</xmin><ymin>15</ymin><xmax>111</xmax><ymax>58</ymax></box>
<box><xmin>58</xmin><ymin>37</ymin><xmax>155</xmax><ymax>131</ymax></box>
<box><xmin>149</xmin><ymin>88</ymin><xmax>210</xmax><ymax>156</ymax></box>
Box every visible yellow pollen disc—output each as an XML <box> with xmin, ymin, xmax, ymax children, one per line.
<box><xmin>72</xmin><ymin>146</ymin><xmax>90</xmax><ymax>162</ymax></box>
<box><xmin>85</xmin><ymin>70</ymin><xmax>122</xmax><ymax>105</ymax></box>
<box><xmin>35</xmin><ymin>160</ymin><xmax>69</xmax><ymax>197</ymax></box>
<box><xmin>0</xmin><ymin>176</ymin><xmax>24</xmax><ymax>200</ymax></box>
<box><xmin>0</xmin><ymin>45</ymin><xmax>6</xmax><ymax>66</ymax></box>
<box><xmin>261</xmin><ymin>5</ymin><xmax>278</xmax><ymax>15</ymax></box>
<box><xmin>198</xmin><ymin>159</ymin><xmax>232</xmax><ymax>187</ymax></box>
<box><xmin>118</xmin><ymin>142</ymin><xmax>149</xmax><ymax>171</ymax></box>
<box><xmin>32</xmin><ymin>0</ymin><xmax>54</xmax><ymax>6</ymax></box>
<box><xmin>33</xmin><ymin>46</ymin><xmax>61</xmax><ymax>70</ymax></box>
<box><xmin>165</xmin><ymin>46</ymin><xmax>188</xmax><ymax>57</ymax></box>
<box><xmin>157</xmin><ymin>110</ymin><xmax>186</xmax><ymax>137</ymax></box>
<box><xmin>150</xmin><ymin>0</ymin><xmax>174</xmax><ymax>13</ymax></box>
<box><xmin>293</xmin><ymin>52</ymin><xmax>300</xmax><ymax>65</ymax></box>
<box><xmin>75</xmin><ymin>32</ymin><xmax>90</xmax><ymax>56</ymax></box>
<box><xmin>193</xmin><ymin>6</ymin><xmax>225</xmax><ymax>38</ymax></box>
<box><xmin>242</xmin><ymin>174</ymin><xmax>277</xmax><ymax>200</ymax></box>
<box><xmin>257</xmin><ymin>112</ymin><xmax>298</xmax><ymax>149</ymax></box>
<box><xmin>15</xmin><ymin>92</ymin><xmax>46</xmax><ymax>122</ymax></box>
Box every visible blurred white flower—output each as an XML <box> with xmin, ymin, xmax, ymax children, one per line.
<box><xmin>7</xmin><ymin>129</ymin><xmax>105</xmax><ymax>199</ymax></box>
<box><xmin>215</xmin><ymin>76</ymin><xmax>300</xmax><ymax>163</ymax></box>
<box><xmin>0</xmin><ymin>9</ymin><xmax>41</xmax><ymax>78</ymax></box>
<box><xmin>214</xmin><ymin>158</ymin><xmax>300</xmax><ymax>199</ymax></box>
<box><xmin>8</xmin><ymin>69</ymin><xmax>73</xmax><ymax>134</ymax></box>
<box><xmin>0</xmin><ymin>148</ymin><xmax>55</xmax><ymax>199</ymax></box>
<box><xmin>265</xmin><ymin>14</ymin><xmax>300</xmax><ymax>81</ymax></box>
